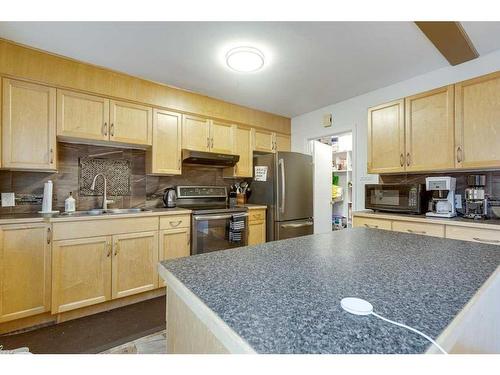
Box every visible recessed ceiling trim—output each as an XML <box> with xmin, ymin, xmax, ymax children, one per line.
<box><xmin>415</xmin><ymin>21</ymin><xmax>479</xmax><ymax>66</ymax></box>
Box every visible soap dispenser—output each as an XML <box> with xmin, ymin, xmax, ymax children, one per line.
<box><xmin>65</xmin><ymin>192</ymin><xmax>76</xmax><ymax>213</ymax></box>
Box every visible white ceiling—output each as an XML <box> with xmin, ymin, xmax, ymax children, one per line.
<box><xmin>1</xmin><ymin>22</ymin><xmax>500</xmax><ymax>118</ymax></box>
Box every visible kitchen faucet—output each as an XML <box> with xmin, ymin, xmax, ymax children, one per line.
<box><xmin>90</xmin><ymin>173</ymin><xmax>114</xmax><ymax>210</ymax></box>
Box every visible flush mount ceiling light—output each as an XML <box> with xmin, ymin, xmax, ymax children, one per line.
<box><xmin>225</xmin><ymin>46</ymin><xmax>265</xmax><ymax>73</ymax></box>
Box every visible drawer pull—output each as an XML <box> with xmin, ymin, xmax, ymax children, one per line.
<box><xmin>406</xmin><ymin>152</ymin><xmax>411</xmax><ymax>166</ymax></box>
<box><xmin>114</xmin><ymin>242</ymin><xmax>119</xmax><ymax>256</ymax></box>
<box><xmin>400</xmin><ymin>153</ymin><xmax>404</xmax><ymax>167</ymax></box>
<box><xmin>47</xmin><ymin>227</ymin><xmax>51</xmax><ymax>244</ymax></box>
<box><xmin>407</xmin><ymin>229</ymin><xmax>426</xmax><ymax>234</ymax></box>
<box><xmin>103</xmin><ymin>122</ymin><xmax>108</xmax><ymax>136</ymax></box>
<box><xmin>107</xmin><ymin>243</ymin><xmax>111</xmax><ymax>257</ymax></box>
<box><xmin>472</xmin><ymin>237</ymin><xmax>500</xmax><ymax>244</ymax></box>
<box><xmin>110</xmin><ymin>123</ymin><xmax>115</xmax><ymax>137</ymax></box>
<box><xmin>457</xmin><ymin>146</ymin><xmax>463</xmax><ymax>163</ymax></box>
<box><xmin>364</xmin><ymin>224</ymin><xmax>379</xmax><ymax>229</ymax></box>
<box><xmin>169</xmin><ymin>220</ymin><xmax>182</xmax><ymax>227</ymax></box>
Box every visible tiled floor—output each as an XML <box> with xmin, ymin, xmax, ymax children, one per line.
<box><xmin>100</xmin><ymin>330</ymin><xmax>166</xmax><ymax>354</ymax></box>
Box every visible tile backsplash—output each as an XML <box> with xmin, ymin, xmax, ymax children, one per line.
<box><xmin>0</xmin><ymin>142</ymin><xmax>244</xmax><ymax>214</ymax></box>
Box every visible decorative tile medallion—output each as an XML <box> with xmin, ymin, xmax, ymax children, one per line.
<box><xmin>79</xmin><ymin>157</ymin><xmax>131</xmax><ymax>196</ymax></box>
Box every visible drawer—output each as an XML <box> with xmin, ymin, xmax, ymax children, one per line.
<box><xmin>352</xmin><ymin>217</ymin><xmax>391</xmax><ymax>230</ymax></box>
<box><xmin>159</xmin><ymin>215</ymin><xmax>190</xmax><ymax>230</ymax></box>
<box><xmin>392</xmin><ymin>220</ymin><xmax>444</xmax><ymax>238</ymax></box>
<box><xmin>53</xmin><ymin>217</ymin><xmax>159</xmax><ymax>241</ymax></box>
<box><xmin>249</xmin><ymin>209</ymin><xmax>266</xmax><ymax>222</ymax></box>
<box><xmin>446</xmin><ymin>225</ymin><xmax>500</xmax><ymax>246</ymax></box>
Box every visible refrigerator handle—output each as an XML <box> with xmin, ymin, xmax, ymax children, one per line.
<box><xmin>279</xmin><ymin>158</ymin><xmax>285</xmax><ymax>214</ymax></box>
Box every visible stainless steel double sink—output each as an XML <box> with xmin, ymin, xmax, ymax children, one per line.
<box><xmin>58</xmin><ymin>208</ymin><xmax>152</xmax><ymax>217</ymax></box>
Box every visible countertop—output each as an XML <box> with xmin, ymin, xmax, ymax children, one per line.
<box><xmin>0</xmin><ymin>207</ymin><xmax>191</xmax><ymax>225</ymax></box>
<box><xmin>354</xmin><ymin>210</ymin><xmax>500</xmax><ymax>229</ymax></box>
<box><xmin>159</xmin><ymin>228</ymin><xmax>500</xmax><ymax>353</ymax></box>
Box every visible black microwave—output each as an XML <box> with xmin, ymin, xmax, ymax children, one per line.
<box><xmin>365</xmin><ymin>184</ymin><xmax>429</xmax><ymax>214</ymax></box>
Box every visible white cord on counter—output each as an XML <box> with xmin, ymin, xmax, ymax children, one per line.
<box><xmin>340</xmin><ymin>297</ymin><xmax>448</xmax><ymax>354</ymax></box>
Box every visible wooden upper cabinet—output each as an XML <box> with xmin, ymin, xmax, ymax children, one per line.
<box><xmin>111</xmin><ymin>231</ymin><xmax>158</xmax><ymax>299</ymax></box>
<box><xmin>2</xmin><ymin>79</ymin><xmax>56</xmax><ymax>170</ymax></box>
<box><xmin>51</xmin><ymin>236</ymin><xmax>112</xmax><ymax>313</ymax></box>
<box><xmin>404</xmin><ymin>85</ymin><xmax>455</xmax><ymax>172</ymax></box>
<box><xmin>455</xmin><ymin>71</ymin><xmax>500</xmax><ymax>169</ymax></box>
<box><xmin>147</xmin><ymin>109</ymin><xmax>182</xmax><ymax>175</ymax></box>
<box><xmin>224</xmin><ymin>126</ymin><xmax>254</xmax><ymax>178</ymax></box>
<box><xmin>209</xmin><ymin>120</ymin><xmax>234</xmax><ymax>154</ymax></box>
<box><xmin>109</xmin><ymin>100</ymin><xmax>152</xmax><ymax>146</ymax></box>
<box><xmin>0</xmin><ymin>223</ymin><xmax>51</xmax><ymax>323</ymax></box>
<box><xmin>254</xmin><ymin>129</ymin><xmax>275</xmax><ymax>152</ymax></box>
<box><xmin>57</xmin><ymin>89</ymin><xmax>109</xmax><ymax>141</ymax></box>
<box><xmin>275</xmin><ymin>133</ymin><xmax>291</xmax><ymax>152</ymax></box>
<box><xmin>182</xmin><ymin>114</ymin><xmax>210</xmax><ymax>152</ymax></box>
<box><xmin>367</xmin><ymin>99</ymin><xmax>405</xmax><ymax>174</ymax></box>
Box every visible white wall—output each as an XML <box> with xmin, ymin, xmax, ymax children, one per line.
<box><xmin>292</xmin><ymin>49</ymin><xmax>500</xmax><ymax>211</ymax></box>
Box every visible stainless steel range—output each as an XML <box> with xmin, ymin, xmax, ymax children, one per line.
<box><xmin>175</xmin><ymin>186</ymin><xmax>248</xmax><ymax>255</ymax></box>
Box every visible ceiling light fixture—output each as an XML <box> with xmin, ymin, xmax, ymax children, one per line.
<box><xmin>225</xmin><ymin>46</ymin><xmax>265</xmax><ymax>73</ymax></box>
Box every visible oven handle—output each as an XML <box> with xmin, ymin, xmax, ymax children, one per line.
<box><xmin>193</xmin><ymin>213</ymin><xmax>249</xmax><ymax>221</ymax></box>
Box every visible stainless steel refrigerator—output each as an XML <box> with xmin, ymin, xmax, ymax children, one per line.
<box><xmin>248</xmin><ymin>151</ymin><xmax>313</xmax><ymax>241</ymax></box>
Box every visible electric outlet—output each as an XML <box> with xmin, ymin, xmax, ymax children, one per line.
<box><xmin>455</xmin><ymin>194</ymin><xmax>462</xmax><ymax>209</ymax></box>
<box><xmin>1</xmin><ymin>192</ymin><xmax>15</xmax><ymax>207</ymax></box>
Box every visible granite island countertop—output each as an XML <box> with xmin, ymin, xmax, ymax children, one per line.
<box><xmin>159</xmin><ymin>228</ymin><xmax>500</xmax><ymax>354</ymax></box>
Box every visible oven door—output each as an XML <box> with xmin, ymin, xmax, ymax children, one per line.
<box><xmin>191</xmin><ymin>213</ymin><xmax>248</xmax><ymax>255</ymax></box>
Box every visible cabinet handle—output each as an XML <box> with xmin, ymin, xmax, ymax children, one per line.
<box><xmin>400</xmin><ymin>153</ymin><xmax>404</xmax><ymax>167</ymax></box>
<box><xmin>107</xmin><ymin>243</ymin><xmax>111</xmax><ymax>257</ymax></box>
<box><xmin>170</xmin><ymin>220</ymin><xmax>182</xmax><ymax>227</ymax></box>
<box><xmin>50</xmin><ymin>148</ymin><xmax>54</xmax><ymax>164</ymax></box>
<box><xmin>457</xmin><ymin>146</ymin><xmax>463</xmax><ymax>163</ymax></box>
<box><xmin>364</xmin><ymin>224</ymin><xmax>379</xmax><ymax>229</ymax></box>
<box><xmin>114</xmin><ymin>242</ymin><xmax>119</xmax><ymax>256</ymax></box>
<box><xmin>47</xmin><ymin>227</ymin><xmax>51</xmax><ymax>244</ymax></box>
<box><xmin>207</xmin><ymin>137</ymin><xmax>210</xmax><ymax>148</ymax></box>
<box><xmin>472</xmin><ymin>237</ymin><xmax>500</xmax><ymax>244</ymax></box>
<box><xmin>211</xmin><ymin>138</ymin><xmax>214</xmax><ymax>148</ymax></box>
<box><xmin>178</xmin><ymin>158</ymin><xmax>181</xmax><ymax>169</ymax></box>
<box><xmin>406</xmin><ymin>152</ymin><xmax>411</xmax><ymax>166</ymax></box>
<box><xmin>407</xmin><ymin>229</ymin><xmax>426</xmax><ymax>234</ymax></box>
<box><xmin>110</xmin><ymin>123</ymin><xmax>115</xmax><ymax>137</ymax></box>
<box><xmin>103</xmin><ymin>122</ymin><xmax>108</xmax><ymax>136</ymax></box>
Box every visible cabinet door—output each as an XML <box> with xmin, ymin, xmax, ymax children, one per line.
<box><xmin>147</xmin><ymin>109</ymin><xmax>182</xmax><ymax>175</ymax></box>
<box><xmin>405</xmin><ymin>86</ymin><xmax>455</xmax><ymax>172</ymax></box>
<box><xmin>275</xmin><ymin>133</ymin><xmax>291</xmax><ymax>152</ymax></box>
<box><xmin>2</xmin><ymin>79</ymin><xmax>57</xmax><ymax>170</ymax></box>
<box><xmin>57</xmin><ymin>89</ymin><xmax>109</xmax><ymax>141</ymax></box>
<box><xmin>51</xmin><ymin>236</ymin><xmax>111</xmax><ymax>313</ymax></box>
<box><xmin>0</xmin><ymin>224</ymin><xmax>51</xmax><ymax>323</ymax></box>
<box><xmin>224</xmin><ymin>126</ymin><xmax>253</xmax><ymax>178</ymax></box>
<box><xmin>367</xmin><ymin>99</ymin><xmax>405</xmax><ymax>174</ymax></box>
<box><xmin>159</xmin><ymin>228</ymin><xmax>190</xmax><ymax>286</ymax></box>
<box><xmin>455</xmin><ymin>71</ymin><xmax>500</xmax><ymax>169</ymax></box>
<box><xmin>254</xmin><ymin>129</ymin><xmax>275</xmax><ymax>152</ymax></box>
<box><xmin>110</xmin><ymin>100</ymin><xmax>153</xmax><ymax>145</ymax></box>
<box><xmin>182</xmin><ymin>114</ymin><xmax>210</xmax><ymax>151</ymax></box>
<box><xmin>248</xmin><ymin>220</ymin><xmax>266</xmax><ymax>245</ymax></box>
<box><xmin>112</xmin><ymin>231</ymin><xmax>158</xmax><ymax>299</ymax></box>
<box><xmin>209</xmin><ymin>120</ymin><xmax>234</xmax><ymax>154</ymax></box>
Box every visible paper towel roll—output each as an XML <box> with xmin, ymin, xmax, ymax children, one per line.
<box><xmin>41</xmin><ymin>180</ymin><xmax>53</xmax><ymax>213</ymax></box>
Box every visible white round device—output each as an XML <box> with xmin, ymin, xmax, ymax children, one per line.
<box><xmin>340</xmin><ymin>297</ymin><xmax>374</xmax><ymax>316</ymax></box>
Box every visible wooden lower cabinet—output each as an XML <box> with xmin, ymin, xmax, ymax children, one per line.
<box><xmin>112</xmin><ymin>231</ymin><xmax>159</xmax><ymax>299</ymax></box>
<box><xmin>159</xmin><ymin>228</ymin><xmax>190</xmax><ymax>286</ymax></box>
<box><xmin>0</xmin><ymin>223</ymin><xmax>51</xmax><ymax>323</ymax></box>
<box><xmin>445</xmin><ymin>226</ymin><xmax>500</xmax><ymax>245</ymax></box>
<box><xmin>247</xmin><ymin>209</ymin><xmax>266</xmax><ymax>245</ymax></box>
<box><xmin>52</xmin><ymin>231</ymin><xmax>159</xmax><ymax>313</ymax></box>
<box><xmin>51</xmin><ymin>236</ymin><xmax>112</xmax><ymax>313</ymax></box>
<box><xmin>392</xmin><ymin>220</ymin><xmax>445</xmax><ymax>238</ymax></box>
<box><xmin>352</xmin><ymin>216</ymin><xmax>392</xmax><ymax>230</ymax></box>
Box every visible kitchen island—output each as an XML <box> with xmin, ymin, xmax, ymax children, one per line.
<box><xmin>158</xmin><ymin>228</ymin><xmax>500</xmax><ymax>354</ymax></box>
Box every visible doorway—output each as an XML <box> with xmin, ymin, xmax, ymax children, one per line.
<box><xmin>311</xmin><ymin>131</ymin><xmax>354</xmax><ymax>233</ymax></box>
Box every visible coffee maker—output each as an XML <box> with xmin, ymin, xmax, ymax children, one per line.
<box><xmin>425</xmin><ymin>176</ymin><xmax>457</xmax><ymax>218</ymax></box>
<box><xmin>464</xmin><ymin>175</ymin><xmax>488</xmax><ymax>219</ymax></box>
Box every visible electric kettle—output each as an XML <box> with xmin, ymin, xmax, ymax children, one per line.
<box><xmin>163</xmin><ymin>187</ymin><xmax>177</xmax><ymax>208</ymax></box>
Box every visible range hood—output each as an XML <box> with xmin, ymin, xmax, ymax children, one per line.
<box><xmin>182</xmin><ymin>149</ymin><xmax>239</xmax><ymax>167</ymax></box>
